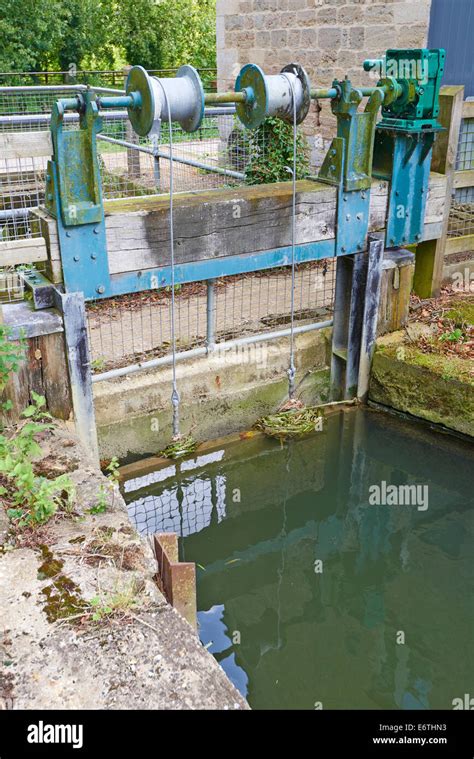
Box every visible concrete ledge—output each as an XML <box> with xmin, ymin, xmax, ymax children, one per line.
<box><xmin>1</xmin><ymin>301</ymin><xmax>64</xmax><ymax>339</ymax></box>
<box><xmin>94</xmin><ymin>329</ymin><xmax>332</xmax><ymax>458</ymax></box>
<box><xmin>369</xmin><ymin>332</ymin><xmax>474</xmax><ymax>438</ymax></box>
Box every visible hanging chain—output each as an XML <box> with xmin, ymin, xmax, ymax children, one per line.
<box><xmin>156</xmin><ymin>82</ymin><xmax>181</xmax><ymax>439</ymax></box>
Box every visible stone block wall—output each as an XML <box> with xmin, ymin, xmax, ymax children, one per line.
<box><xmin>217</xmin><ymin>0</ymin><xmax>432</xmax><ymax>165</ymax></box>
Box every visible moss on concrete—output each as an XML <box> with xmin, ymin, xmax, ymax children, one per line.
<box><xmin>370</xmin><ymin>333</ymin><xmax>474</xmax><ymax>437</ymax></box>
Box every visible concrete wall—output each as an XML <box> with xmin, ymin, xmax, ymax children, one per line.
<box><xmin>217</xmin><ymin>0</ymin><xmax>432</xmax><ymax>165</ymax></box>
<box><xmin>94</xmin><ymin>329</ymin><xmax>331</xmax><ymax>459</ymax></box>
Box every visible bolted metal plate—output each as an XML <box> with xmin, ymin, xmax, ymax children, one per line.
<box><xmin>235</xmin><ymin>64</ymin><xmax>268</xmax><ymax>129</ymax></box>
<box><xmin>281</xmin><ymin>63</ymin><xmax>312</xmax><ymax>124</ymax></box>
<box><xmin>126</xmin><ymin>66</ymin><xmax>155</xmax><ymax>137</ymax></box>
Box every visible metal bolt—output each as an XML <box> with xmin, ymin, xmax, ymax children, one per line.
<box><xmin>91</xmin><ymin>254</ymin><xmax>97</xmax><ymax>260</ymax></box>
<box><xmin>356</xmin><ymin>213</ymin><xmax>362</xmax><ymax>221</ymax></box>
<box><xmin>346</xmin><ymin>214</ymin><xmax>351</xmax><ymax>221</ymax></box>
<box><xmin>415</xmin><ymin>234</ymin><xmax>421</xmax><ymax>240</ymax></box>
<box><xmin>331</xmin><ymin>149</ymin><xmax>337</xmax><ymax>156</ymax></box>
<box><xmin>66</xmin><ymin>232</ymin><xmax>71</xmax><ymax>238</ymax></box>
<box><xmin>93</xmin><ymin>227</ymin><xmax>99</xmax><ymax>235</ymax></box>
<box><xmin>343</xmin><ymin>196</ymin><xmax>347</xmax><ymax>202</ymax></box>
<box><xmin>329</xmin><ymin>165</ymin><xmax>335</xmax><ymax>172</ymax></box>
<box><xmin>420</xmin><ymin>188</ymin><xmax>424</xmax><ymax>194</ymax></box>
<box><xmin>361</xmin><ymin>192</ymin><xmax>366</xmax><ymax>200</ymax></box>
<box><xmin>341</xmin><ymin>246</ymin><xmax>346</xmax><ymax>253</ymax></box>
<box><xmin>390</xmin><ymin>238</ymin><xmax>395</xmax><ymax>245</ymax></box>
<box><xmin>73</xmin><ymin>255</ymin><xmax>79</xmax><ymax>262</ymax></box>
<box><xmin>96</xmin><ymin>285</ymin><xmax>105</xmax><ymax>294</ymax></box>
<box><xmin>406</xmin><ymin>211</ymin><xmax>409</xmax><ymax>218</ymax></box>
<box><xmin>395</xmin><ymin>191</ymin><xmax>399</xmax><ymax>197</ymax></box>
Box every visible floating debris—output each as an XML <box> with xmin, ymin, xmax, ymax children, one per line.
<box><xmin>159</xmin><ymin>436</ymin><xmax>199</xmax><ymax>460</ymax></box>
<box><xmin>254</xmin><ymin>406</ymin><xmax>323</xmax><ymax>441</ymax></box>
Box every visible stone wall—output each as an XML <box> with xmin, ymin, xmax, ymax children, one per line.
<box><xmin>216</xmin><ymin>0</ymin><xmax>432</xmax><ymax>165</ymax></box>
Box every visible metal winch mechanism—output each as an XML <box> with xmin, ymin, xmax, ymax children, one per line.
<box><xmin>315</xmin><ymin>47</ymin><xmax>445</xmax><ymax>253</ymax></box>
<box><xmin>43</xmin><ymin>48</ymin><xmax>445</xmax><ymax>300</ymax></box>
<box><xmin>44</xmin><ymin>61</ymin><xmax>313</xmax><ymax>298</ymax></box>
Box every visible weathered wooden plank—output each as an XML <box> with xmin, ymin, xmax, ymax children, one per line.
<box><xmin>462</xmin><ymin>100</ymin><xmax>474</xmax><ymax>119</ymax></box>
<box><xmin>41</xmin><ymin>332</ymin><xmax>73</xmax><ymax>420</ymax></box>
<box><xmin>445</xmin><ymin>233</ymin><xmax>474</xmax><ymax>255</ymax></box>
<box><xmin>33</xmin><ymin>173</ymin><xmax>447</xmax><ymax>284</ymax></box>
<box><xmin>0</xmin><ymin>131</ymin><xmax>52</xmax><ymax>159</ymax></box>
<box><xmin>414</xmin><ymin>85</ymin><xmax>465</xmax><ymax>297</ymax></box>
<box><xmin>0</xmin><ymin>237</ymin><xmax>48</xmax><ymax>267</ymax></box>
<box><xmin>453</xmin><ymin>169</ymin><xmax>474</xmax><ymax>189</ymax></box>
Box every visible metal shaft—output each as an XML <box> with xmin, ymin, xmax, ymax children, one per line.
<box><xmin>205</xmin><ymin>90</ymin><xmax>247</xmax><ymax>105</ymax></box>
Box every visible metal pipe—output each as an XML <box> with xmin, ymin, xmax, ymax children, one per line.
<box><xmin>311</xmin><ymin>88</ymin><xmax>338</xmax><ymax>100</ymax></box>
<box><xmin>0</xmin><ymin>107</ymin><xmax>236</xmax><ymax>127</ymax></box>
<box><xmin>206</xmin><ymin>280</ymin><xmax>216</xmax><ymax>349</ymax></box>
<box><xmin>0</xmin><ymin>208</ymin><xmax>31</xmax><ymax>221</ymax></box>
<box><xmin>97</xmin><ymin>134</ymin><xmax>245</xmax><ymax>179</ymax></box>
<box><xmin>0</xmin><ymin>84</ymin><xmax>125</xmax><ymax>94</ymax></box>
<box><xmin>205</xmin><ymin>91</ymin><xmax>247</xmax><ymax>105</ymax></box>
<box><xmin>91</xmin><ymin>319</ymin><xmax>333</xmax><ymax>383</ymax></box>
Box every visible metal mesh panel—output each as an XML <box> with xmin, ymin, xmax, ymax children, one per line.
<box><xmin>456</xmin><ymin>117</ymin><xmax>474</xmax><ymax>171</ymax></box>
<box><xmin>0</xmin><ymin>268</ymin><xmax>25</xmax><ymax>303</ymax></box>
<box><xmin>86</xmin><ymin>261</ymin><xmax>335</xmax><ymax>375</ymax></box>
<box><xmin>447</xmin><ymin>117</ymin><xmax>474</xmax><ymax>242</ymax></box>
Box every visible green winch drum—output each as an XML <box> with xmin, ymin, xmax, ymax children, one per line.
<box><xmin>235</xmin><ymin>63</ymin><xmax>312</xmax><ymax>129</ymax></box>
<box><xmin>126</xmin><ymin>64</ymin><xmax>205</xmax><ymax>136</ymax></box>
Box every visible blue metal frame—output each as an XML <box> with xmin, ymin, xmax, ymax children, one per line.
<box><xmin>93</xmin><ymin>239</ymin><xmax>337</xmax><ymax>301</ymax></box>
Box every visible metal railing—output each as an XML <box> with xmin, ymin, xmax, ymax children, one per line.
<box><xmin>0</xmin><ymin>83</ymin><xmax>266</xmax><ymax>242</ymax></box>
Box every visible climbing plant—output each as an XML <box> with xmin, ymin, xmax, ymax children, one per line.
<box><xmin>244</xmin><ymin>117</ymin><xmax>310</xmax><ymax>185</ymax></box>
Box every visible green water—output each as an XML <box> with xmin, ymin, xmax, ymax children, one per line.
<box><xmin>122</xmin><ymin>408</ymin><xmax>474</xmax><ymax>710</ymax></box>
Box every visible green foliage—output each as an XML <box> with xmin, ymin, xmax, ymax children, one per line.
<box><xmin>155</xmin><ymin>0</ymin><xmax>216</xmax><ymax>70</ymax></box>
<box><xmin>440</xmin><ymin>328</ymin><xmax>464</xmax><ymax>343</ymax></box>
<box><xmin>0</xmin><ymin>0</ymin><xmax>64</xmax><ymax>74</ymax></box>
<box><xmin>88</xmin><ymin>456</ymin><xmax>120</xmax><ymax>514</ymax></box>
<box><xmin>0</xmin><ymin>393</ymin><xmax>75</xmax><ymax>527</ymax></box>
<box><xmin>244</xmin><ymin>118</ymin><xmax>310</xmax><ymax>185</ymax></box>
<box><xmin>118</xmin><ymin>0</ymin><xmax>216</xmax><ymax>72</ymax></box>
<box><xmin>0</xmin><ymin>325</ymin><xmax>24</xmax><ymax>417</ymax></box>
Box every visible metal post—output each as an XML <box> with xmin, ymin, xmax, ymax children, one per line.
<box><xmin>54</xmin><ymin>290</ymin><xmax>100</xmax><ymax>465</ymax></box>
<box><xmin>357</xmin><ymin>235</ymin><xmax>384</xmax><ymax>402</ymax></box>
<box><xmin>206</xmin><ymin>279</ymin><xmax>216</xmax><ymax>350</ymax></box>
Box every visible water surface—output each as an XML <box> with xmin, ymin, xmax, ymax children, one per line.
<box><xmin>122</xmin><ymin>408</ymin><xmax>474</xmax><ymax>710</ymax></box>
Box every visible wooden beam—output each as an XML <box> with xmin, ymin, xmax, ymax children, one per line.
<box><xmin>453</xmin><ymin>169</ymin><xmax>474</xmax><ymax>189</ymax></box>
<box><xmin>0</xmin><ymin>131</ymin><xmax>52</xmax><ymax>160</ymax></box>
<box><xmin>0</xmin><ymin>237</ymin><xmax>48</xmax><ymax>267</ymax></box>
<box><xmin>445</xmin><ymin>233</ymin><xmax>474</xmax><ymax>255</ymax></box>
<box><xmin>414</xmin><ymin>85</ymin><xmax>465</xmax><ymax>298</ymax></box>
<box><xmin>34</xmin><ymin>173</ymin><xmax>447</xmax><ymax>286</ymax></box>
<box><xmin>462</xmin><ymin>100</ymin><xmax>474</xmax><ymax>119</ymax></box>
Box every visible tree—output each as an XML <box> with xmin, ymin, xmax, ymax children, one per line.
<box><xmin>118</xmin><ymin>0</ymin><xmax>164</xmax><ymax>71</ymax></box>
<box><xmin>155</xmin><ymin>0</ymin><xmax>216</xmax><ymax>69</ymax></box>
<box><xmin>0</xmin><ymin>0</ymin><xmax>64</xmax><ymax>74</ymax></box>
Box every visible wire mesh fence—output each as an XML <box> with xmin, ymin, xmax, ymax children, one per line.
<box><xmin>0</xmin><ymin>78</ymin><xmax>269</xmax><ymax>242</ymax></box>
<box><xmin>86</xmin><ymin>261</ymin><xmax>336</xmax><ymax>376</ymax></box>
<box><xmin>448</xmin><ymin>116</ymin><xmax>474</xmax><ymax>242</ymax></box>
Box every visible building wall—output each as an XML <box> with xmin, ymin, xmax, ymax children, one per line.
<box><xmin>216</xmin><ymin>0</ymin><xmax>432</xmax><ymax>165</ymax></box>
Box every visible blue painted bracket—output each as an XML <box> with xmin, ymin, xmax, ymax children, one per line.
<box><xmin>87</xmin><ymin>238</ymin><xmax>337</xmax><ymax>301</ymax></box>
<box><xmin>46</xmin><ymin>93</ymin><xmax>112</xmax><ymax>299</ymax></box>
<box><xmin>373</xmin><ymin>128</ymin><xmax>436</xmax><ymax>248</ymax></box>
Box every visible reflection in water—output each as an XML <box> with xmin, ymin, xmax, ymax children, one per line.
<box><xmin>123</xmin><ymin>408</ymin><xmax>474</xmax><ymax>710</ymax></box>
